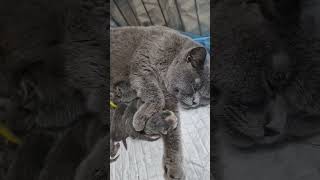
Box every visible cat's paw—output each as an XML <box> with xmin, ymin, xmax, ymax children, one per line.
<box><xmin>132</xmin><ymin>110</ymin><xmax>149</xmax><ymax>131</ymax></box>
<box><xmin>163</xmin><ymin>161</ymin><xmax>185</xmax><ymax>180</ymax></box>
<box><xmin>160</xmin><ymin>110</ymin><xmax>178</xmax><ymax>134</ymax></box>
<box><xmin>139</xmin><ymin>134</ymin><xmax>162</xmax><ymax>141</ymax></box>
<box><xmin>144</xmin><ymin>110</ymin><xmax>178</xmax><ymax>135</ymax></box>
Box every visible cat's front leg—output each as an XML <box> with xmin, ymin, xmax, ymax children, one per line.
<box><xmin>163</xmin><ymin>123</ymin><xmax>185</xmax><ymax>180</ymax></box>
<box><xmin>130</xmin><ymin>74</ymin><xmax>165</xmax><ymax>131</ymax></box>
<box><xmin>161</xmin><ymin>94</ymin><xmax>184</xmax><ymax>180</ymax></box>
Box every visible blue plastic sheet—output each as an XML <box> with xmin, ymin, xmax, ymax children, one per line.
<box><xmin>182</xmin><ymin>32</ymin><xmax>211</xmax><ymax>53</ymax></box>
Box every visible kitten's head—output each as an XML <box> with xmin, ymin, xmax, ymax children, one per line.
<box><xmin>166</xmin><ymin>45</ymin><xmax>209</xmax><ymax>109</ymax></box>
<box><xmin>114</xmin><ymin>81</ymin><xmax>137</xmax><ymax>103</ymax></box>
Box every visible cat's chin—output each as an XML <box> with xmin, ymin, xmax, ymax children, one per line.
<box><xmin>179</xmin><ymin>101</ymin><xmax>210</xmax><ymax>109</ymax></box>
<box><xmin>179</xmin><ymin>102</ymin><xmax>200</xmax><ymax>109</ymax></box>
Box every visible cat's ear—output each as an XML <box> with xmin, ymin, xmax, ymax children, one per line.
<box><xmin>186</xmin><ymin>47</ymin><xmax>207</xmax><ymax>70</ymax></box>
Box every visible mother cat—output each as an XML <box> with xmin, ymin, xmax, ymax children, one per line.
<box><xmin>111</xmin><ymin>26</ymin><xmax>210</xmax><ymax>180</ymax></box>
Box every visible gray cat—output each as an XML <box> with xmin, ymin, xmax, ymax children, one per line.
<box><xmin>111</xmin><ymin>26</ymin><xmax>210</xmax><ymax>180</ymax></box>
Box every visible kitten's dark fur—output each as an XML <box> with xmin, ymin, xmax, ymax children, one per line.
<box><xmin>110</xmin><ymin>82</ymin><xmax>179</xmax><ymax>161</ymax></box>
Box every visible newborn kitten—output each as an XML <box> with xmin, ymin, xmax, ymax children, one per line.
<box><xmin>110</xmin><ymin>81</ymin><xmax>178</xmax><ymax>162</ymax></box>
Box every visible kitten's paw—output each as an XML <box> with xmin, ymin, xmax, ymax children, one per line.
<box><xmin>144</xmin><ymin>110</ymin><xmax>178</xmax><ymax>135</ymax></box>
<box><xmin>163</xmin><ymin>161</ymin><xmax>185</xmax><ymax>180</ymax></box>
<box><xmin>110</xmin><ymin>142</ymin><xmax>120</xmax><ymax>163</ymax></box>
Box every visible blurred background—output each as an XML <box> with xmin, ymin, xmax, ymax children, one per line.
<box><xmin>110</xmin><ymin>0</ymin><xmax>210</xmax><ymax>51</ymax></box>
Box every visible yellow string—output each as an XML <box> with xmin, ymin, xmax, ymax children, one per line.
<box><xmin>0</xmin><ymin>122</ymin><xmax>22</xmax><ymax>145</ymax></box>
<box><xmin>110</xmin><ymin>101</ymin><xmax>118</xmax><ymax>109</ymax></box>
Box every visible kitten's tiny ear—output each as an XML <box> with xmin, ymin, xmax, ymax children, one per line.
<box><xmin>186</xmin><ymin>47</ymin><xmax>207</xmax><ymax>70</ymax></box>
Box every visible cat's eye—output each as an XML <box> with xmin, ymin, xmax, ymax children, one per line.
<box><xmin>174</xmin><ymin>88</ymin><xmax>179</xmax><ymax>93</ymax></box>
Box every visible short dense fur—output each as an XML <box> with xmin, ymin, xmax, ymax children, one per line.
<box><xmin>212</xmin><ymin>1</ymin><xmax>320</xmax><ymax>179</ymax></box>
<box><xmin>110</xmin><ymin>82</ymin><xmax>179</xmax><ymax>161</ymax></box>
<box><xmin>212</xmin><ymin>0</ymin><xmax>320</xmax><ymax>146</ymax></box>
<box><xmin>111</xmin><ymin>26</ymin><xmax>210</xmax><ymax>179</ymax></box>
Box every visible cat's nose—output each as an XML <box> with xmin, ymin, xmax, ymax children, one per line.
<box><xmin>192</xmin><ymin>93</ymin><xmax>201</xmax><ymax>105</ymax></box>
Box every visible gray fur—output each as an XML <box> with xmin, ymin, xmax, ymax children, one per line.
<box><xmin>111</xmin><ymin>26</ymin><xmax>210</xmax><ymax>180</ymax></box>
<box><xmin>110</xmin><ymin>81</ymin><xmax>177</xmax><ymax>161</ymax></box>
<box><xmin>111</xmin><ymin>26</ymin><xmax>209</xmax><ymax>130</ymax></box>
